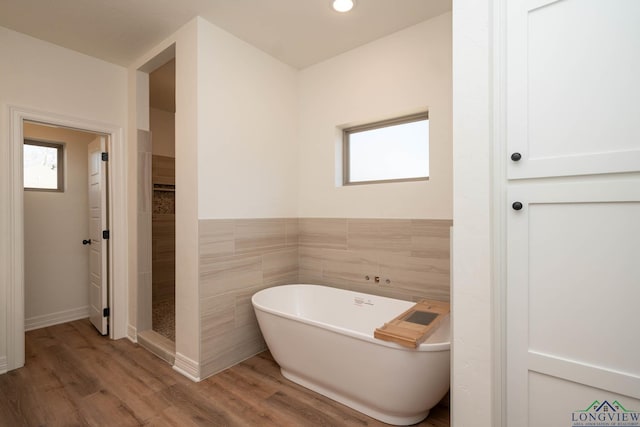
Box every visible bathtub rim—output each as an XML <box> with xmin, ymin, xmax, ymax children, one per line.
<box><xmin>252</xmin><ymin>284</ymin><xmax>450</xmax><ymax>352</ymax></box>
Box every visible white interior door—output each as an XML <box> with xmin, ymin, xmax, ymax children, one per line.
<box><xmin>88</xmin><ymin>136</ymin><xmax>108</xmax><ymax>335</ymax></box>
<box><xmin>504</xmin><ymin>0</ymin><xmax>640</xmax><ymax>425</ymax></box>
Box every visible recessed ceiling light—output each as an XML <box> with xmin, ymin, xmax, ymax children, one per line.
<box><xmin>333</xmin><ymin>0</ymin><xmax>355</xmax><ymax>13</ymax></box>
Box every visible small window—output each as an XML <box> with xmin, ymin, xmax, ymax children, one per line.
<box><xmin>24</xmin><ymin>140</ymin><xmax>64</xmax><ymax>192</ymax></box>
<box><xmin>343</xmin><ymin>112</ymin><xmax>429</xmax><ymax>185</ymax></box>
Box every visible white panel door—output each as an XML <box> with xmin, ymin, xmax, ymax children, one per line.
<box><xmin>504</xmin><ymin>0</ymin><xmax>640</xmax><ymax>425</ymax></box>
<box><xmin>506</xmin><ymin>0</ymin><xmax>640</xmax><ymax>179</ymax></box>
<box><xmin>88</xmin><ymin>137</ymin><xmax>108</xmax><ymax>335</ymax></box>
<box><xmin>506</xmin><ymin>181</ymin><xmax>640</xmax><ymax>425</ymax></box>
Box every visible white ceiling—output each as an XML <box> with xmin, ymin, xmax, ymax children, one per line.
<box><xmin>0</xmin><ymin>0</ymin><xmax>452</xmax><ymax>69</ymax></box>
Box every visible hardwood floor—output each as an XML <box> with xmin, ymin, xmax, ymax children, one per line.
<box><xmin>0</xmin><ymin>319</ymin><xmax>450</xmax><ymax>426</ymax></box>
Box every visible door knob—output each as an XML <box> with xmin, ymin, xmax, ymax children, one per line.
<box><xmin>512</xmin><ymin>202</ymin><xmax>523</xmax><ymax>211</ymax></box>
<box><xmin>82</xmin><ymin>239</ymin><xmax>92</xmax><ymax>245</ymax></box>
<box><xmin>511</xmin><ymin>152</ymin><xmax>522</xmax><ymax>161</ymax></box>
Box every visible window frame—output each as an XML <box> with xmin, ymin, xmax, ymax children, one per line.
<box><xmin>23</xmin><ymin>139</ymin><xmax>65</xmax><ymax>192</ymax></box>
<box><xmin>342</xmin><ymin>111</ymin><xmax>429</xmax><ymax>186</ymax></box>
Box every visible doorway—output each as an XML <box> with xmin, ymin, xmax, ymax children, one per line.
<box><xmin>4</xmin><ymin>107</ymin><xmax>128</xmax><ymax>372</ymax></box>
<box><xmin>135</xmin><ymin>55</ymin><xmax>176</xmax><ymax>364</ymax></box>
<box><xmin>149</xmin><ymin>58</ymin><xmax>176</xmax><ymax>342</ymax></box>
<box><xmin>23</xmin><ymin>121</ymin><xmax>108</xmax><ymax>334</ymax></box>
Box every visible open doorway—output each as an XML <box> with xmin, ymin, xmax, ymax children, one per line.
<box><xmin>135</xmin><ymin>55</ymin><xmax>176</xmax><ymax>364</ymax></box>
<box><xmin>23</xmin><ymin>121</ymin><xmax>110</xmax><ymax>335</ymax></box>
<box><xmin>5</xmin><ymin>106</ymin><xmax>127</xmax><ymax>372</ymax></box>
<box><xmin>149</xmin><ymin>59</ymin><xmax>176</xmax><ymax>341</ymax></box>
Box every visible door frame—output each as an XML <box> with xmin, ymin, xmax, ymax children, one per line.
<box><xmin>4</xmin><ymin>106</ymin><xmax>128</xmax><ymax>371</ymax></box>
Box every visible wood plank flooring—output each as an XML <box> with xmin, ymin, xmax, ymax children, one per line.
<box><xmin>0</xmin><ymin>319</ymin><xmax>450</xmax><ymax>426</ymax></box>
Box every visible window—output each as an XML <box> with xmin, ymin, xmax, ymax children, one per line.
<box><xmin>343</xmin><ymin>112</ymin><xmax>429</xmax><ymax>185</ymax></box>
<box><xmin>23</xmin><ymin>140</ymin><xmax>64</xmax><ymax>191</ymax></box>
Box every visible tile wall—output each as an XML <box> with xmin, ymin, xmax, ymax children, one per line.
<box><xmin>198</xmin><ymin>217</ymin><xmax>452</xmax><ymax>379</ymax></box>
<box><xmin>152</xmin><ymin>155</ymin><xmax>175</xmax><ymax>305</ymax></box>
<box><xmin>198</xmin><ymin>218</ymin><xmax>299</xmax><ymax>378</ymax></box>
<box><xmin>298</xmin><ymin>218</ymin><xmax>452</xmax><ymax>302</ymax></box>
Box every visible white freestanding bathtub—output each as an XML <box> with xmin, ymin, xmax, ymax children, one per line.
<box><xmin>251</xmin><ymin>284</ymin><xmax>450</xmax><ymax>425</ymax></box>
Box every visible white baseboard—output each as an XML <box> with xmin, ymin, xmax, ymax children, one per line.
<box><xmin>127</xmin><ymin>324</ymin><xmax>138</xmax><ymax>343</ymax></box>
<box><xmin>25</xmin><ymin>306</ymin><xmax>90</xmax><ymax>331</ymax></box>
<box><xmin>0</xmin><ymin>356</ymin><xmax>7</xmax><ymax>374</ymax></box>
<box><xmin>173</xmin><ymin>352</ymin><xmax>201</xmax><ymax>382</ymax></box>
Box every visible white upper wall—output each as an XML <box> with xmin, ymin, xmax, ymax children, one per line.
<box><xmin>297</xmin><ymin>12</ymin><xmax>452</xmax><ymax>219</ymax></box>
<box><xmin>197</xmin><ymin>19</ymin><xmax>299</xmax><ymax>219</ymax></box>
<box><xmin>0</xmin><ymin>27</ymin><xmax>127</xmax><ymax>126</ymax></box>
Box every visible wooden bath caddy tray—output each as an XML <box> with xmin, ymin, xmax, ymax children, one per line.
<box><xmin>374</xmin><ymin>299</ymin><xmax>450</xmax><ymax>348</ymax></box>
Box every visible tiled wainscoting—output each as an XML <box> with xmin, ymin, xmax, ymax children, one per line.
<box><xmin>299</xmin><ymin>218</ymin><xmax>452</xmax><ymax>302</ymax></box>
<box><xmin>198</xmin><ymin>217</ymin><xmax>452</xmax><ymax>379</ymax></box>
<box><xmin>199</xmin><ymin>219</ymin><xmax>299</xmax><ymax>378</ymax></box>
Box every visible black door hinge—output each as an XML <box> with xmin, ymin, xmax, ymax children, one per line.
<box><xmin>101</xmin><ymin>152</ymin><xmax>108</xmax><ymax>161</ymax></box>
<box><xmin>103</xmin><ymin>307</ymin><xmax>110</xmax><ymax>317</ymax></box>
<box><xmin>103</xmin><ymin>230</ymin><xmax>110</xmax><ymax>239</ymax></box>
